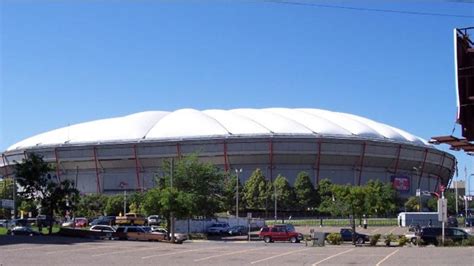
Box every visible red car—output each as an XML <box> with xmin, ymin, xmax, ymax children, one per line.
<box><xmin>259</xmin><ymin>224</ymin><xmax>303</xmax><ymax>243</ymax></box>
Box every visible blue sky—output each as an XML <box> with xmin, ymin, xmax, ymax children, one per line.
<box><xmin>1</xmin><ymin>0</ymin><xmax>473</xmax><ymax>192</ymax></box>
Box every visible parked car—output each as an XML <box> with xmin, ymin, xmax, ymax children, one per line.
<box><xmin>149</xmin><ymin>226</ymin><xmax>188</xmax><ymax>243</ymax></box>
<box><xmin>9</xmin><ymin>219</ymin><xmax>29</xmax><ymax>228</ymax></box>
<box><xmin>7</xmin><ymin>226</ymin><xmax>42</xmax><ymax>236</ymax></box>
<box><xmin>147</xmin><ymin>215</ymin><xmax>161</xmax><ymax>226</ymax></box>
<box><xmin>115</xmin><ymin>213</ymin><xmax>146</xmax><ymax>226</ymax></box>
<box><xmin>339</xmin><ymin>228</ymin><xmax>370</xmax><ymax>244</ymax></box>
<box><xmin>61</xmin><ymin>217</ymin><xmax>88</xmax><ymax>228</ymax></box>
<box><xmin>207</xmin><ymin>222</ymin><xmax>230</xmax><ymax>235</ymax></box>
<box><xmin>0</xmin><ymin>219</ymin><xmax>9</xmax><ymax>228</ymax></box>
<box><xmin>90</xmin><ymin>216</ymin><xmax>116</xmax><ymax>226</ymax></box>
<box><xmin>115</xmin><ymin>226</ymin><xmax>166</xmax><ymax>241</ymax></box>
<box><xmin>75</xmin><ymin>217</ymin><xmax>88</xmax><ymax>227</ymax></box>
<box><xmin>227</xmin><ymin>225</ymin><xmax>248</xmax><ymax>236</ymax></box>
<box><xmin>259</xmin><ymin>225</ymin><xmax>303</xmax><ymax>243</ymax></box>
<box><xmin>417</xmin><ymin>227</ymin><xmax>471</xmax><ymax>245</ymax></box>
<box><xmin>465</xmin><ymin>217</ymin><xmax>474</xmax><ymax>227</ymax></box>
<box><xmin>90</xmin><ymin>225</ymin><xmax>116</xmax><ymax>233</ymax></box>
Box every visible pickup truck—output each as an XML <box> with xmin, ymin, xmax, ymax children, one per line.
<box><xmin>115</xmin><ymin>213</ymin><xmax>146</xmax><ymax>226</ymax></box>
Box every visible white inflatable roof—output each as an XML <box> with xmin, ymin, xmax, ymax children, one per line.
<box><xmin>7</xmin><ymin>108</ymin><xmax>428</xmax><ymax>151</ymax></box>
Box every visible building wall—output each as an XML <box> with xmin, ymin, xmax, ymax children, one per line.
<box><xmin>1</xmin><ymin>137</ymin><xmax>455</xmax><ymax>197</ymax></box>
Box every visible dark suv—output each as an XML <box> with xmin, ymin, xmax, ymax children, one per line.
<box><xmin>259</xmin><ymin>224</ymin><xmax>303</xmax><ymax>243</ymax></box>
<box><xmin>340</xmin><ymin>228</ymin><xmax>370</xmax><ymax>244</ymax></box>
<box><xmin>417</xmin><ymin>227</ymin><xmax>471</xmax><ymax>245</ymax></box>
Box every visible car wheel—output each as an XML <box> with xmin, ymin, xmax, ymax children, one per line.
<box><xmin>411</xmin><ymin>238</ymin><xmax>417</xmax><ymax>245</ymax></box>
<box><xmin>290</xmin><ymin>236</ymin><xmax>297</xmax><ymax>243</ymax></box>
<box><xmin>264</xmin><ymin>236</ymin><xmax>272</xmax><ymax>243</ymax></box>
<box><xmin>356</xmin><ymin>237</ymin><xmax>364</xmax><ymax>244</ymax></box>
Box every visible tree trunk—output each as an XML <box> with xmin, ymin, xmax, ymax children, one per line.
<box><xmin>49</xmin><ymin>208</ymin><xmax>54</xmax><ymax>235</ymax></box>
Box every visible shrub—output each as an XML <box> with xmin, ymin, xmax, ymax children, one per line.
<box><xmin>370</xmin><ymin>234</ymin><xmax>381</xmax><ymax>246</ymax></box>
<box><xmin>437</xmin><ymin>237</ymin><xmax>455</xmax><ymax>247</ymax></box>
<box><xmin>398</xmin><ymin>235</ymin><xmax>409</xmax><ymax>246</ymax></box>
<box><xmin>326</xmin><ymin>233</ymin><xmax>343</xmax><ymax>245</ymax></box>
<box><xmin>384</xmin><ymin>233</ymin><xmax>396</xmax><ymax>247</ymax></box>
<box><xmin>461</xmin><ymin>236</ymin><xmax>474</xmax><ymax>246</ymax></box>
<box><xmin>417</xmin><ymin>238</ymin><xmax>426</xmax><ymax>246</ymax></box>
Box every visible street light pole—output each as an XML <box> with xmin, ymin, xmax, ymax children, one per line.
<box><xmin>235</xmin><ymin>168</ymin><xmax>242</xmax><ymax>221</ymax></box>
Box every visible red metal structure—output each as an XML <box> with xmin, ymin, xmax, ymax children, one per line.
<box><xmin>133</xmin><ymin>145</ymin><xmax>142</xmax><ymax>192</ymax></box>
<box><xmin>93</xmin><ymin>147</ymin><xmax>101</xmax><ymax>194</ymax></box>
<box><xmin>417</xmin><ymin>149</ymin><xmax>429</xmax><ymax>189</ymax></box>
<box><xmin>223</xmin><ymin>141</ymin><xmax>229</xmax><ymax>172</ymax></box>
<box><xmin>313</xmin><ymin>140</ymin><xmax>322</xmax><ymax>187</ymax></box>
<box><xmin>357</xmin><ymin>142</ymin><xmax>366</xmax><ymax>186</ymax></box>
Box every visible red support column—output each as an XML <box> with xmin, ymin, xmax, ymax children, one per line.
<box><xmin>394</xmin><ymin>144</ymin><xmax>402</xmax><ymax>175</ymax></box>
<box><xmin>417</xmin><ymin>149</ymin><xmax>429</xmax><ymax>189</ymax></box>
<box><xmin>269</xmin><ymin>139</ymin><xmax>274</xmax><ymax>182</ymax></box>
<box><xmin>435</xmin><ymin>176</ymin><xmax>440</xmax><ymax>193</ymax></box>
<box><xmin>133</xmin><ymin>145</ymin><xmax>142</xmax><ymax>192</ymax></box>
<box><xmin>93</xmin><ymin>147</ymin><xmax>101</xmax><ymax>194</ymax></box>
<box><xmin>314</xmin><ymin>140</ymin><xmax>322</xmax><ymax>187</ymax></box>
<box><xmin>54</xmin><ymin>148</ymin><xmax>61</xmax><ymax>182</ymax></box>
<box><xmin>437</xmin><ymin>153</ymin><xmax>446</xmax><ymax>178</ymax></box>
<box><xmin>358</xmin><ymin>142</ymin><xmax>367</xmax><ymax>186</ymax></box>
<box><xmin>176</xmin><ymin>143</ymin><xmax>182</xmax><ymax>159</ymax></box>
<box><xmin>223</xmin><ymin>141</ymin><xmax>229</xmax><ymax>172</ymax></box>
<box><xmin>2</xmin><ymin>154</ymin><xmax>9</xmax><ymax>178</ymax></box>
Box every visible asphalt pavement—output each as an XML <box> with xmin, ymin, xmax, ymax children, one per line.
<box><xmin>1</xmin><ymin>234</ymin><xmax>473</xmax><ymax>266</ymax></box>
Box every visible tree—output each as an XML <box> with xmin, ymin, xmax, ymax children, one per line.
<box><xmin>14</xmin><ymin>153</ymin><xmax>79</xmax><ymax>234</ymax></box>
<box><xmin>317</xmin><ymin>179</ymin><xmax>335</xmax><ymax>215</ymax></box>
<box><xmin>294</xmin><ymin>171</ymin><xmax>318</xmax><ymax>212</ymax></box>
<box><xmin>158</xmin><ymin>155</ymin><xmax>224</xmax><ymax>218</ymax></box>
<box><xmin>75</xmin><ymin>194</ymin><xmax>108</xmax><ymax>218</ymax></box>
<box><xmin>221</xmin><ymin>173</ymin><xmax>243</xmax><ymax>214</ymax></box>
<box><xmin>243</xmin><ymin>169</ymin><xmax>269</xmax><ymax>210</ymax></box>
<box><xmin>404</xmin><ymin>196</ymin><xmax>420</xmax><ymax>212</ymax></box>
<box><xmin>272</xmin><ymin>174</ymin><xmax>296</xmax><ymax>212</ymax></box>
<box><xmin>104</xmin><ymin>195</ymin><xmax>124</xmax><ymax>216</ymax></box>
<box><xmin>364</xmin><ymin>180</ymin><xmax>397</xmax><ymax>216</ymax></box>
<box><xmin>142</xmin><ymin>188</ymin><xmax>162</xmax><ymax>216</ymax></box>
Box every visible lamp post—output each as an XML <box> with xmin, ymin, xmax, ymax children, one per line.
<box><xmin>119</xmin><ymin>182</ymin><xmax>128</xmax><ymax>215</ymax></box>
<box><xmin>235</xmin><ymin>168</ymin><xmax>242</xmax><ymax>220</ymax></box>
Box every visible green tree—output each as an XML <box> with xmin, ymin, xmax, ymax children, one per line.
<box><xmin>243</xmin><ymin>169</ymin><xmax>269</xmax><ymax>210</ymax></box>
<box><xmin>317</xmin><ymin>179</ymin><xmax>335</xmax><ymax>215</ymax></box>
<box><xmin>404</xmin><ymin>196</ymin><xmax>421</xmax><ymax>212</ymax></box>
<box><xmin>294</xmin><ymin>171</ymin><xmax>318</xmax><ymax>212</ymax></box>
<box><xmin>128</xmin><ymin>192</ymin><xmax>145</xmax><ymax>214</ymax></box>
<box><xmin>14</xmin><ymin>153</ymin><xmax>79</xmax><ymax>234</ymax></box>
<box><xmin>158</xmin><ymin>155</ymin><xmax>224</xmax><ymax>218</ymax></box>
<box><xmin>142</xmin><ymin>188</ymin><xmax>162</xmax><ymax>216</ymax></box>
<box><xmin>272</xmin><ymin>174</ymin><xmax>296</xmax><ymax>211</ymax></box>
<box><xmin>221</xmin><ymin>173</ymin><xmax>243</xmax><ymax>214</ymax></box>
<box><xmin>105</xmin><ymin>194</ymin><xmax>124</xmax><ymax>216</ymax></box>
<box><xmin>364</xmin><ymin>180</ymin><xmax>397</xmax><ymax>216</ymax></box>
<box><xmin>75</xmin><ymin>194</ymin><xmax>108</xmax><ymax>218</ymax></box>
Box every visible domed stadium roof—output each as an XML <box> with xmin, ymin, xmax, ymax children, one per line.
<box><xmin>7</xmin><ymin>108</ymin><xmax>428</xmax><ymax>151</ymax></box>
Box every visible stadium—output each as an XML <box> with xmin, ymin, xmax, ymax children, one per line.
<box><xmin>1</xmin><ymin>108</ymin><xmax>455</xmax><ymax>196</ymax></box>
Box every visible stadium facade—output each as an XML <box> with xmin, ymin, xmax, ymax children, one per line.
<box><xmin>1</xmin><ymin>108</ymin><xmax>455</xmax><ymax>197</ymax></box>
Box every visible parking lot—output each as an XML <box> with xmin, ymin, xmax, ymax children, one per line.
<box><xmin>1</xmin><ymin>235</ymin><xmax>473</xmax><ymax>265</ymax></box>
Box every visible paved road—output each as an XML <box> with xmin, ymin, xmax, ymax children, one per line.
<box><xmin>1</xmin><ymin>235</ymin><xmax>473</xmax><ymax>265</ymax></box>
